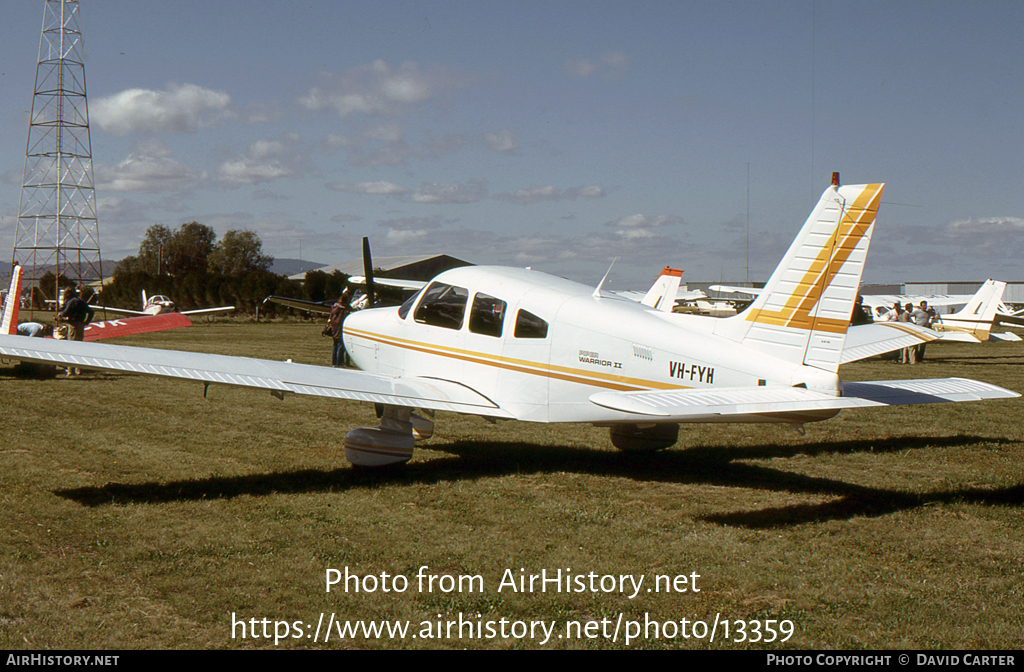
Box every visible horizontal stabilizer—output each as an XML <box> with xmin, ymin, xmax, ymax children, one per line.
<box><xmin>988</xmin><ymin>331</ymin><xmax>1022</xmax><ymax>342</ymax></box>
<box><xmin>840</xmin><ymin>322</ymin><xmax>939</xmax><ymax>364</ymax></box>
<box><xmin>590</xmin><ymin>377</ymin><xmax>1017</xmax><ymax>421</ymax></box>
<box><xmin>840</xmin><ymin>378</ymin><xmax>1019</xmax><ymax>405</ymax></box>
<box><xmin>0</xmin><ymin>334</ymin><xmax>512</xmax><ymax>418</ymax></box>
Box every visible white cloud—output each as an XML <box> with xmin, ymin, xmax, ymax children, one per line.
<box><xmin>564</xmin><ymin>51</ymin><xmax>629</xmax><ymax>79</ymax></box>
<box><xmin>601</xmin><ymin>51</ymin><xmax>629</xmax><ymax>72</ymax></box>
<box><xmin>411</xmin><ymin>180</ymin><xmax>487</xmax><ymax>204</ymax></box>
<box><xmin>299</xmin><ymin>60</ymin><xmax>470</xmax><ymax>118</ymax></box>
<box><xmin>327</xmin><ymin>180</ymin><xmax>410</xmax><ymax>196</ymax></box>
<box><xmin>484</xmin><ymin>130</ymin><xmax>517</xmax><ymax>153</ymax></box>
<box><xmin>92</xmin><ymin>83</ymin><xmax>233</xmax><ymax>135</ymax></box>
<box><xmin>95</xmin><ymin>142</ymin><xmax>204</xmax><ymax>193</ymax></box>
<box><xmin>606</xmin><ymin>214</ymin><xmax>679</xmax><ymax>228</ymax></box>
<box><xmin>365</xmin><ymin>122</ymin><xmax>404</xmax><ymax>143</ymax></box>
<box><xmin>564</xmin><ymin>59</ymin><xmax>597</xmax><ymax>78</ymax></box>
<box><xmin>493</xmin><ymin>184</ymin><xmax>609</xmax><ymax>204</ymax></box>
<box><xmin>946</xmin><ymin>216</ymin><xmax>1024</xmax><ymax>234</ymax></box>
<box><xmin>217</xmin><ymin>136</ymin><xmax>311</xmax><ymax>186</ymax></box>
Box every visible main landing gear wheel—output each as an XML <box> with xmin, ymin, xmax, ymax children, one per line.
<box><xmin>608</xmin><ymin>423</ymin><xmax>680</xmax><ymax>452</ymax></box>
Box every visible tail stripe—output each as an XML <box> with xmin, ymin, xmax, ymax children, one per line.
<box><xmin>744</xmin><ymin>183</ymin><xmax>883</xmax><ymax>334</ymax></box>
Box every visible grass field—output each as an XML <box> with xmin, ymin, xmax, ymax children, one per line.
<box><xmin>1</xmin><ymin>320</ymin><xmax>1022</xmax><ymax>649</ymax></box>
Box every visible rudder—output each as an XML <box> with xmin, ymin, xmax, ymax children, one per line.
<box><xmin>714</xmin><ymin>180</ymin><xmax>884</xmax><ymax>372</ymax></box>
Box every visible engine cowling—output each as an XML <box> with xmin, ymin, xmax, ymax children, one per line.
<box><xmin>609</xmin><ymin>423</ymin><xmax>680</xmax><ymax>452</ymax></box>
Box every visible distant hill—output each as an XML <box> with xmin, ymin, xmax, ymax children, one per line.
<box><xmin>1</xmin><ymin>260</ymin><xmax>119</xmax><ymax>286</ymax></box>
<box><xmin>269</xmin><ymin>258</ymin><xmax>327</xmax><ymax>277</ymax></box>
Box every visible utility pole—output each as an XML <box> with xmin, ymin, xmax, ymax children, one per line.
<box><xmin>12</xmin><ymin>0</ymin><xmax>103</xmax><ymax>312</ymax></box>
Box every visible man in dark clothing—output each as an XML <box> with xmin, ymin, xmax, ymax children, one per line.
<box><xmin>57</xmin><ymin>288</ymin><xmax>94</xmax><ymax>376</ymax></box>
<box><xmin>322</xmin><ymin>288</ymin><xmax>353</xmax><ymax>367</ymax></box>
<box><xmin>58</xmin><ymin>288</ymin><xmax>95</xmax><ymax>341</ymax></box>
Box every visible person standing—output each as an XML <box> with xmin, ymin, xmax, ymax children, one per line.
<box><xmin>899</xmin><ymin>302</ymin><xmax>916</xmax><ymax>364</ymax></box>
<box><xmin>912</xmin><ymin>301</ymin><xmax>933</xmax><ymax>362</ymax></box>
<box><xmin>56</xmin><ymin>287</ymin><xmax>94</xmax><ymax>376</ymax></box>
<box><xmin>322</xmin><ymin>288</ymin><xmax>353</xmax><ymax>367</ymax></box>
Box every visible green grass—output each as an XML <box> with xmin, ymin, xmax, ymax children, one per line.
<box><xmin>1</xmin><ymin>321</ymin><xmax>1022</xmax><ymax>649</ymax></box>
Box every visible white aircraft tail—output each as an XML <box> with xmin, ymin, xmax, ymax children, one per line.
<box><xmin>935</xmin><ymin>279</ymin><xmax>1005</xmax><ymax>342</ymax></box>
<box><xmin>641</xmin><ymin>266</ymin><xmax>684</xmax><ymax>312</ymax></box>
<box><xmin>714</xmin><ymin>179</ymin><xmax>884</xmax><ymax>373</ymax></box>
<box><xmin>2</xmin><ymin>264</ymin><xmax>23</xmax><ymax>335</ymax></box>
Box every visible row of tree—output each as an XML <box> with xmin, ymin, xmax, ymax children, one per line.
<box><xmin>100</xmin><ymin>222</ymin><xmax>344</xmax><ymax>316</ymax></box>
<box><xmin>114</xmin><ymin>222</ymin><xmax>272</xmax><ymax>277</ymax></box>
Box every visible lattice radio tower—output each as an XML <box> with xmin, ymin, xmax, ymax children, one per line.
<box><xmin>12</xmin><ymin>0</ymin><xmax>102</xmax><ymax>306</ymax></box>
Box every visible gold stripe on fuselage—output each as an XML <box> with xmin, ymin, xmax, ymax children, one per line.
<box><xmin>346</xmin><ymin>327</ymin><xmax>690</xmax><ymax>393</ymax></box>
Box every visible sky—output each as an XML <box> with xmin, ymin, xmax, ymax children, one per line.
<box><xmin>1</xmin><ymin>0</ymin><xmax>1022</xmax><ymax>289</ymax></box>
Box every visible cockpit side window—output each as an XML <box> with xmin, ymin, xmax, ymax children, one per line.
<box><xmin>514</xmin><ymin>309</ymin><xmax>548</xmax><ymax>339</ymax></box>
<box><xmin>413</xmin><ymin>282</ymin><xmax>468</xmax><ymax>330</ymax></box>
<box><xmin>397</xmin><ymin>287</ymin><xmax>424</xmax><ymax>319</ymax></box>
<box><xmin>469</xmin><ymin>293</ymin><xmax>506</xmax><ymax>337</ymax></box>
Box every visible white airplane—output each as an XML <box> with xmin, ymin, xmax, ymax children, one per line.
<box><xmin>715</xmin><ymin>279</ymin><xmax>1021</xmax><ymax>343</ymax></box>
<box><xmin>101</xmin><ymin>290</ymin><xmax>234</xmax><ymax>317</ymax></box>
<box><xmin>712</xmin><ymin>284</ymin><xmax>976</xmax><ymax>311</ymax></box>
<box><xmin>923</xmin><ymin>280</ymin><xmax>1020</xmax><ymax>342</ymax></box>
<box><xmin>1</xmin><ymin>265</ymin><xmax>195</xmax><ymax>341</ymax></box>
<box><xmin>0</xmin><ymin>179</ymin><xmax>1018</xmax><ymax>468</ymax></box>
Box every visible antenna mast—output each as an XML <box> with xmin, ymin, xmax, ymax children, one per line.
<box><xmin>12</xmin><ymin>0</ymin><xmax>103</xmax><ymax>309</ymax></box>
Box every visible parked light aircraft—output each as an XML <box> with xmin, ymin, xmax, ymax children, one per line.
<box><xmin>0</xmin><ymin>179</ymin><xmax>1018</xmax><ymax>467</ymax></box>
<box><xmin>1</xmin><ymin>265</ymin><xmax>194</xmax><ymax>341</ymax></box>
<box><xmin>714</xmin><ymin>279</ymin><xmax>1020</xmax><ymax>343</ymax></box>
<box><xmin>101</xmin><ymin>290</ymin><xmax>234</xmax><ymax>317</ymax></box>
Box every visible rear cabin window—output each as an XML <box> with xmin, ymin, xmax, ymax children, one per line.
<box><xmin>413</xmin><ymin>282</ymin><xmax>468</xmax><ymax>330</ymax></box>
<box><xmin>469</xmin><ymin>293</ymin><xmax>507</xmax><ymax>337</ymax></box>
<box><xmin>514</xmin><ymin>309</ymin><xmax>548</xmax><ymax>339</ymax></box>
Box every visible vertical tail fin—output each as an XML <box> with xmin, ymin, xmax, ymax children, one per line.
<box><xmin>641</xmin><ymin>266</ymin><xmax>684</xmax><ymax>312</ymax></box>
<box><xmin>937</xmin><ymin>279</ymin><xmax>1005</xmax><ymax>341</ymax></box>
<box><xmin>2</xmin><ymin>264</ymin><xmax>23</xmax><ymax>335</ymax></box>
<box><xmin>714</xmin><ymin>181</ymin><xmax>885</xmax><ymax>372</ymax></box>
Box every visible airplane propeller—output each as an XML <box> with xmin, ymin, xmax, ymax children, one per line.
<box><xmin>362</xmin><ymin>237</ymin><xmax>377</xmax><ymax>309</ymax></box>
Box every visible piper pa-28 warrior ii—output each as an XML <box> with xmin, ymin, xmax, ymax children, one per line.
<box><xmin>0</xmin><ymin>177</ymin><xmax>1017</xmax><ymax>466</ymax></box>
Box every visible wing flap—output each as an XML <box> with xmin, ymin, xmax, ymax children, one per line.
<box><xmin>0</xmin><ymin>335</ymin><xmax>512</xmax><ymax>417</ymax></box>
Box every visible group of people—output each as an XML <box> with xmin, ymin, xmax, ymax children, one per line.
<box><xmin>875</xmin><ymin>300</ymin><xmax>939</xmax><ymax>364</ymax></box>
<box><xmin>14</xmin><ymin>287</ymin><xmax>94</xmax><ymax>376</ymax></box>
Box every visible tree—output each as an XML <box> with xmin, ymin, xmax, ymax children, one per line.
<box><xmin>135</xmin><ymin>224</ymin><xmax>174</xmax><ymax>275</ymax></box>
<box><xmin>168</xmin><ymin>221</ymin><xmax>217</xmax><ymax>274</ymax></box>
<box><xmin>207</xmin><ymin>229</ymin><xmax>273</xmax><ymax>276</ymax></box>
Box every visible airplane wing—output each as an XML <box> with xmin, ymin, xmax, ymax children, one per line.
<box><xmin>0</xmin><ymin>334</ymin><xmax>513</xmax><ymax>418</ymax></box>
<box><xmin>181</xmin><ymin>306</ymin><xmax>235</xmax><ymax>316</ymax></box>
<box><xmin>261</xmin><ymin>295</ymin><xmax>334</xmax><ymax>314</ymax></box>
<box><xmin>589</xmin><ymin>378</ymin><xmax>1018</xmax><ymax>421</ymax></box>
<box><xmin>996</xmin><ymin>312</ymin><xmax>1024</xmax><ymax>328</ymax></box>
<box><xmin>709</xmin><ymin>284</ymin><xmax>760</xmax><ymax>297</ymax></box>
<box><xmin>840</xmin><ymin>322</ymin><xmax>940</xmax><ymax>364</ymax></box>
<box><xmin>96</xmin><ymin>305</ymin><xmax>148</xmax><ymax>316</ymax></box>
<box><xmin>82</xmin><ymin>314</ymin><xmax>193</xmax><ymax>341</ymax></box>
<box><xmin>348</xmin><ymin>276</ymin><xmax>428</xmax><ymax>291</ymax></box>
